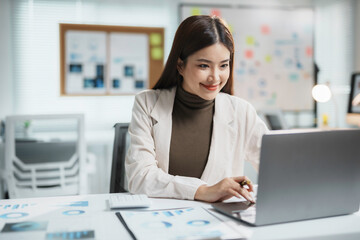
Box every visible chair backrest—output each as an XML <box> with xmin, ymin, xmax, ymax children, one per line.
<box><xmin>4</xmin><ymin>114</ymin><xmax>86</xmax><ymax>198</ymax></box>
<box><xmin>258</xmin><ymin>109</ymin><xmax>288</xmax><ymax>130</ymax></box>
<box><xmin>110</xmin><ymin>123</ymin><xmax>129</xmax><ymax>193</ymax></box>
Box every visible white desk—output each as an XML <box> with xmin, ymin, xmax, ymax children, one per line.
<box><xmin>0</xmin><ymin>194</ymin><xmax>360</xmax><ymax>240</ymax></box>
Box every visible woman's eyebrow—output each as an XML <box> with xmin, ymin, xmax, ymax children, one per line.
<box><xmin>196</xmin><ymin>58</ymin><xmax>230</xmax><ymax>63</ymax></box>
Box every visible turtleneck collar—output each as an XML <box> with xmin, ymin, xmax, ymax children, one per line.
<box><xmin>175</xmin><ymin>84</ymin><xmax>215</xmax><ymax>109</ymax></box>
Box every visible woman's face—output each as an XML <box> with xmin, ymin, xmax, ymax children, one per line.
<box><xmin>178</xmin><ymin>43</ymin><xmax>230</xmax><ymax>100</ymax></box>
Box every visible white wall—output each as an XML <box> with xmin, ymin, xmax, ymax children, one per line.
<box><xmin>0</xmin><ymin>0</ymin><xmax>13</xmax><ymax>121</ymax></box>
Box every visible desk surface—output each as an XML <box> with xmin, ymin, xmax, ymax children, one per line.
<box><xmin>0</xmin><ymin>194</ymin><xmax>360</xmax><ymax>240</ymax></box>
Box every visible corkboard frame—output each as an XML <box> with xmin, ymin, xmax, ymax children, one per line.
<box><xmin>59</xmin><ymin>23</ymin><xmax>164</xmax><ymax>96</ymax></box>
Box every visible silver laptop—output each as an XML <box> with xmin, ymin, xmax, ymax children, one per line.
<box><xmin>212</xmin><ymin>130</ymin><xmax>360</xmax><ymax>226</ymax></box>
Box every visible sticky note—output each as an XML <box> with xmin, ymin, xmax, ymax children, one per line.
<box><xmin>211</xmin><ymin>9</ymin><xmax>221</xmax><ymax>17</ymax></box>
<box><xmin>261</xmin><ymin>24</ymin><xmax>270</xmax><ymax>35</ymax></box>
<box><xmin>265</xmin><ymin>55</ymin><xmax>272</xmax><ymax>63</ymax></box>
<box><xmin>151</xmin><ymin>47</ymin><xmax>163</xmax><ymax>60</ymax></box>
<box><xmin>303</xmin><ymin>72</ymin><xmax>311</xmax><ymax>79</ymax></box>
<box><xmin>245</xmin><ymin>49</ymin><xmax>253</xmax><ymax>59</ymax></box>
<box><xmin>274</xmin><ymin>49</ymin><xmax>282</xmax><ymax>57</ymax></box>
<box><xmin>306</xmin><ymin>46</ymin><xmax>313</xmax><ymax>57</ymax></box>
<box><xmin>258</xmin><ymin>78</ymin><xmax>266</xmax><ymax>87</ymax></box>
<box><xmin>289</xmin><ymin>73</ymin><xmax>299</xmax><ymax>82</ymax></box>
<box><xmin>191</xmin><ymin>7</ymin><xmax>201</xmax><ymax>16</ymax></box>
<box><xmin>246</xmin><ymin>36</ymin><xmax>255</xmax><ymax>45</ymax></box>
<box><xmin>150</xmin><ymin>33</ymin><xmax>162</xmax><ymax>46</ymax></box>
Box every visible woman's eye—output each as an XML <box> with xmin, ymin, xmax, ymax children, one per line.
<box><xmin>221</xmin><ymin>63</ymin><xmax>229</xmax><ymax>68</ymax></box>
<box><xmin>199</xmin><ymin>64</ymin><xmax>209</xmax><ymax>69</ymax></box>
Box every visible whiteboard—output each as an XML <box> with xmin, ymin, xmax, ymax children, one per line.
<box><xmin>180</xmin><ymin>5</ymin><xmax>314</xmax><ymax>111</ymax></box>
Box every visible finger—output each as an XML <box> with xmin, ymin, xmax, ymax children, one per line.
<box><xmin>228</xmin><ymin>189</ymin><xmax>242</xmax><ymax>199</ymax></box>
<box><xmin>232</xmin><ymin>176</ymin><xmax>247</xmax><ymax>183</ymax></box>
<box><xmin>233</xmin><ymin>176</ymin><xmax>254</xmax><ymax>192</ymax></box>
<box><xmin>237</xmin><ymin>186</ymin><xmax>255</xmax><ymax>203</ymax></box>
<box><xmin>241</xmin><ymin>177</ymin><xmax>254</xmax><ymax>193</ymax></box>
<box><xmin>245</xmin><ymin>180</ymin><xmax>254</xmax><ymax>193</ymax></box>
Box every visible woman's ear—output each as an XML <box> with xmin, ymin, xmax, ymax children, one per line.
<box><xmin>177</xmin><ymin>58</ymin><xmax>184</xmax><ymax>75</ymax></box>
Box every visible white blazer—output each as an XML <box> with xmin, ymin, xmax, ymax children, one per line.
<box><xmin>125</xmin><ymin>87</ymin><xmax>269</xmax><ymax>200</ymax></box>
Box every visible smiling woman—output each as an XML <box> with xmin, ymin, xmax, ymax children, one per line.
<box><xmin>125</xmin><ymin>15</ymin><xmax>269</xmax><ymax>203</ymax></box>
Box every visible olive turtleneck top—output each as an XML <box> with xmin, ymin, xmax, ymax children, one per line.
<box><xmin>168</xmin><ymin>85</ymin><xmax>215</xmax><ymax>178</ymax></box>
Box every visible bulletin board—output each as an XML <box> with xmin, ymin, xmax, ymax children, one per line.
<box><xmin>180</xmin><ymin>5</ymin><xmax>315</xmax><ymax>111</ymax></box>
<box><xmin>59</xmin><ymin>24</ymin><xmax>164</xmax><ymax>96</ymax></box>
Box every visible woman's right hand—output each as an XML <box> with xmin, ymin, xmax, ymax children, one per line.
<box><xmin>194</xmin><ymin>176</ymin><xmax>255</xmax><ymax>203</ymax></box>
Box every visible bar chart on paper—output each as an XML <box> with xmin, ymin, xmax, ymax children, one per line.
<box><xmin>119</xmin><ymin>207</ymin><xmax>243</xmax><ymax>240</ymax></box>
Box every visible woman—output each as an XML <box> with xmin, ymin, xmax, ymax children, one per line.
<box><xmin>125</xmin><ymin>15</ymin><xmax>268</xmax><ymax>203</ymax></box>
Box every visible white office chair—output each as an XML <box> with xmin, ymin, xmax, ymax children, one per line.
<box><xmin>4</xmin><ymin>114</ymin><xmax>87</xmax><ymax>198</ymax></box>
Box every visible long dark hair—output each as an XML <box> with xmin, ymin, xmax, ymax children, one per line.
<box><xmin>153</xmin><ymin>15</ymin><xmax>234</xmax><ymax>95</ymax></box>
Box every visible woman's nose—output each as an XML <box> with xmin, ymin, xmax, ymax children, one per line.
<box><xmin>209</xmin><ymin>68</ymin><xmax>220</xmax><ymax>82</ymax></box>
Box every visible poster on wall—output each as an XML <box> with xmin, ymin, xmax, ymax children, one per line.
<box><xmin>65</xmin><ymin>31</ymin><xmax>107</xmax><ymax>94</ymax></box>
<box><xmin>109</xmin><ymin>33</ymin><xmax>149</xmax><ymax>94</ymax></box>
<box><xmin>180</xmin><ymin>6</ymin><xmax>314</xmax><ymax>111</ymax></box>
<box><xmin>60</xmin><ymin>24</ymin><xmax>164</xmax><ymax>96</ymax></box>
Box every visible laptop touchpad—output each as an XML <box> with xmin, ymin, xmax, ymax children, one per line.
<box><xmin>212</xmin><ymin>201</ymin><xmax>256</xmax><ymax>224</ymax></box>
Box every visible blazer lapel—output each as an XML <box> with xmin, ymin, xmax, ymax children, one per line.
<box><xmin>201</xmin><ymin>93</ymin><xmax>236</xmax><ymax>184</ymax></box>
<box><xmin>150</xmin><ymin>87</ymin><xmax>176</xmax><ymax>172</ymax></box>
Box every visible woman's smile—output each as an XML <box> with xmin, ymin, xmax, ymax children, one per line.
<box><xmin>200</xmin><ymin>83</ymin><xmax>220</xmax><ymax>91</ymax></box>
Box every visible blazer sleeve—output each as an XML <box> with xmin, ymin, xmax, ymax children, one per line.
<box><xmin>243</xmin><ymin>103</ymin><xmax>270</xmax><ymax>172</ymax></box>
<box><xmin>125</xmin><ymin>92</ymin><xmax>207</xmax><ymax>200</ymax></box>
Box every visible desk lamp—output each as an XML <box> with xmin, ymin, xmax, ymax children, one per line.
<box><xmin>312</xmin><ymin>82</ymin><xmax>337</xmax><ymax>128</ymax></box>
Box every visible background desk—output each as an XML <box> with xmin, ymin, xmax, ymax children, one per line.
<box><xmin>0</xmin><ymin>194</ymin><xmax>360</xmax><ymax>240</ymax></box>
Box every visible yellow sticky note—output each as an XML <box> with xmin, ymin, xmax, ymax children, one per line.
<box><xmin>265</xmin><ymin>55</ymin><xmax>272</xmax><ymax>63</ymax></box>
<box><xmin>246</xmin><ymin>36</ymin><xmax>255</xmax><ymax>45</ymax></box>
<box><xmin>150</xmin><ymin>33</ymin><xmax>162</xmax><ymax>46</ymax></box>
<box><xmin>151</xmin><ymin>47</ymin><xmax>163</xmax><ymax>60</ymax></box>
<box><xmin>191</xmin><ymin>7</ymin><xmax>201</xmax><ymax>16</ymax></box>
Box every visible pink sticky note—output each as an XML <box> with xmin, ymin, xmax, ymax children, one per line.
<box><xmin>211</xmin><ymin>9</ymin><xmax>221</xmax><ymax>17</ymax></box>
<box><xmin>245</xmin><ymin>50</ymin><xmax>254</xmax><ymax>59</ymax></box>
<box><xmin>261</xmin><ymin>25</ymin><xmax>270</xmax><ymax>35</ymax></box>
<box><xmin>306</xmin><ymin>46</ymin><xmax>313</xmax><ymax>57</ymax></box>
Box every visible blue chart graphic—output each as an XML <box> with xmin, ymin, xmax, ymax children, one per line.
<box><xmin>163</xmin><ymin>211</ymin><xmax>174</xmax><ymax>217</ymax></box>
<box><xmin>1</xmin><ymin>221</ymin><xmax>48</xmax><ymax>232</ymax></box>
<box><xmin>187</xmin><ymin>220</ymin><xmax>210</xmax><ymax>226</ymax></box>
<box><xmin>58</xmin><ymin>201</ymin><xmax>88</xmax><ymax>207</ymax></box>
<box><xmin>46</xmin><ymin>230</ymin><xmax>95</xmax><ymax>240</ymax></box>
<box><xmin>0</xmin><ymin>203</ymin><xmax>37</xmax><ymax>210</ymax></box>
<box><xmin>141</xmin><ymin>221</ymin><xmax>172</xmax><ymax>229</ymax></box>
<box><xmin>62</xmin><ymin>210</ymin><xmax>85</xmax><ymax>216</ymax></box>
<box><xmin>0</xmin><ymin>212</ymin><xmax>29</xmax><ymax>219</ymax></box>
<box><xmin>151</xmin><ymin>208</ymin><xmax>194</xmax><ymax>217</ymax></box>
